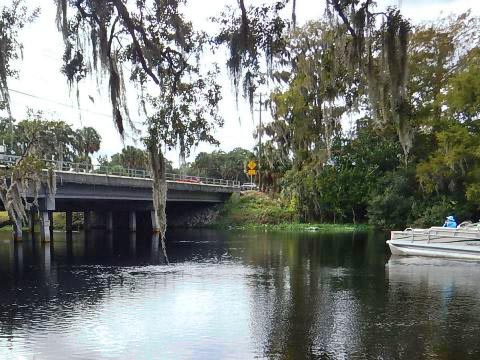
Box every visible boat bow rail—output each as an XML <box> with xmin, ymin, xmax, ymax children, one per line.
<box><xmin>391</xmin><ymin>226</ymin><xmax>480</xmax><ymax>244</ymax></box>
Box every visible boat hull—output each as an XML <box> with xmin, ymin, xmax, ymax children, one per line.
<box><xmin>387</xmin><ymin>240</ymin><xmax>480</xmax><ymax>260</ymax></box>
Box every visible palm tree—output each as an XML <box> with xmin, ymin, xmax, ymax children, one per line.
<box><xmin>75</xmin><ymin>127</ymin><xmax>101</xmax><ymax>163</ymax></box>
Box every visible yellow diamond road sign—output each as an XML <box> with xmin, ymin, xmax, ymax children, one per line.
<box><xmin>247</xmin><ymin>160</ymin><xmax>257</xmax><ymax>170</ymax></box>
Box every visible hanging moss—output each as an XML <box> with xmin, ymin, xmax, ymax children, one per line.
<box><xmin>214</xmin><ymin>0</ymin><xmax>289</xmax><ymax>110</ymax></box>
<box><xmin>327</xmin><ymin>1</ymin><xmax>413</xmax><ymax>164</ymax></box>
<box><xmin>0</xmin><ymin>2</ymin><xmax>39</xmax><ymax>115</ymax></box>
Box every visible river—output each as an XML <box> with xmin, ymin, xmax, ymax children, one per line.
<box><xmin>1</xmin><ymin>229</ymin><xmax>480</xmax><ymax>359</ymax></box>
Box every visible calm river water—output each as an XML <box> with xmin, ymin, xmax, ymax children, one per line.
<box><xmin>1</xmin><ymin>229</ymin><xmax>480</xmax><ymax>359</ymax></box>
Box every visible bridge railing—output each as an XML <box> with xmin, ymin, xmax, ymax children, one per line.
<box><xmin>0</xmin><ymin>154</ymin><xmax>241</xmax><ymax>188</ymax></box>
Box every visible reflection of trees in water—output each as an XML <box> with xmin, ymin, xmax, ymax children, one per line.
<box><xmin>0</xmin><ymin>231</ymin><xmax>166</xmax><ymax>340</ymax></box>
<box><xmin>235</xmin><ymin>231</ymin><xmax>370</xmax><ymax>358</ymax></box>
<box><xmin>164</xmin><ymin>228</ymin><xmax>231</xmax><ymax>262</ymax></box>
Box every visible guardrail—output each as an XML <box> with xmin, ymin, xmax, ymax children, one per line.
<box><xmin>0</xmin><ymin>154</ymin><xmax>241</xmax><ymax>188</ymax></box>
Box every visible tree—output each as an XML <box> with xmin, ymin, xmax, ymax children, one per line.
<box><xmin>188</xmin><ymin>148</ymin><xmax>254</xmax><ymax>182</ymax></box>
<box><xmin>0</xmin><ymin>110</ymin><xmax>103</xmax><ymax>164</ymax></box>
<box><xmin>109</xmin><ymin>145</ymin><xmax>149</xmax><ymax>170</ymax></box>
<box><xmin>213</xmin><ymin>0</ymin><xmax>290</xmax><ymax>108</ymax></box>
<box><xmin>0</xmin><ymin>1</ymin><xmax>41</xmax><ymax>237</ymax></box>
<box><xmin>74</xmin><ymin>126</ymin><xmax>101</xmax><ymax>163</ymax></box>
<box><xmin>55</xmin><ymin>0</ymin><xmax>223</xmax><ymax>260</ymax></box>
<box><xmin>0</xmin><ymin>1</ymin><xmax>39</xmax><ymax>114</ymax></box>
<box><xmin>324</xmin><ymin>1</ymin><xmax>412</xmax><ymax>165</ymax></box>
<box><xmin>447</xmin><ymin>47</ymin><xmax>480</xmax><ymax>122</ymax></box>
<box><xmin>269</xmin><ymin>20</ymin><xmax>357</xmax><ymax>166</ymax></box>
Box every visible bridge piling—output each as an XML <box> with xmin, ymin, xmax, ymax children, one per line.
<box><xmin>65</xmin><ymin>211</ymin><xmax>73</xmax><ymax>232</ymax></box>
<box><xmin>106</xmin><ymin>211</ymin><xmax>113</xmax><ymax>232</ymax></box>
<box><xmin>40</xmin><ymin>212</ymin><xmax>51</xmax><ymax>243</ymax></box>
<box><xmin>48</xmin><ymin>212</ymin><xmax>54</xmax><ymax>233</ymax></box>
<box><xmin>151</xmin><ymin>210</ymin><xmax>160</xmax><ymax>233</ymax></box>
<box><xmin>84</xmin><ymin>211</ymin><xmax>91</xmax><ymax>232</ymax></box>
<box><xmin>28</xmin><ymin>211</ymin><xmax>35</xmax><ymax>235</ymax></box>
<box><xmin>13</xmin><ymin>223</ymin><xmax>22</xmax><ymax>242</ymax></box>
<box><xmin>129</xmin><ymin>232</ymin><xmax>136</xmax><ymax>255</ymax></box>
<box><xmin>129</xmin><ymin>211</ymin><xmax>137</xmax><ymax>232</ymax></box>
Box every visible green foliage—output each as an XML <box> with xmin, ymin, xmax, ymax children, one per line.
<box><xmin>447</xmin><ymin>48</ymin><xmax>480</xmax><ymax>121</ymax></box>
<box><xmin>109</xmin><ymin>146</ymin><xmax>149</xmax><ymax>170</ymax></box>
<box><xmin>75</xmin><ymin>127</ymin><xmax>101</xmax><ymax>163</ymax></box>
<box><xmin>0</xmin><ymin>110</ymin><xmax>101</xmax><ymax>163</ymax></box>
<box><xmin>186</xmin><ymin>147</ymin><xmax>254</xmax><ymax>181</ymax></box>
<box><xmin>219</xmin><ymin>191</ymin><xmax>297</xmax><ymax>226</ymax></box>
<box><xmin>247</xmin><ymin>11</ymin><xmax>480</xmax><ymax>230</ymax></box>
<box><xmin>367</xmin><ymin>170</ymin><xmax>416</xmax><ymax>229</ymax></box>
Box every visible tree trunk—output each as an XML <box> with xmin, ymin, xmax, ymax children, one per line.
<box><xmin>148</xmin><ymin>141</ymin><xmax>169</xmax><ymax>264</ymax></box>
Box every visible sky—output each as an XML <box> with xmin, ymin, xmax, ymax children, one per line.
<box><xmin>6</xmin><ymin>0</ymin><xmax>480</xmax><ymax>166</ymax></box>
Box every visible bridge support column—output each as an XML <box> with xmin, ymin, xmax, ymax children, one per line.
<box><xmin>129</xmin><ymin>211</ymin><xmax>137</xmax><ymax>232</ymax></box>
<box><xmin>48</xmin><ymin>212</ymin><xmax>54</xmax><ymax>233</ymax></box>
<box><xmin>151</xmin><ymin>210</ymin><xmax>160</xmax><ymax>233</ymax></box>
<box><xmin>40</xmin><ymin>211</ymin><xmax>51</xmax><ymax>243</ymax></box>
<box><xmin>66</xmin><ymin>211</ymin><xmax>73</xmax><ymax>232</ymax></box>
<box><xmin>12</xmin><ymin>222</ymin><xmax>22</xmax><ymax>242</ymax></box>
<box><xmin>29</xmin><ymin>210</ymin><xmax>36</xmax><ymax>235</ymax></box>
<box><xmin>106</xmin><ymin>211</ymin><xmax>113</xmax><ymax>232</ymax></box>
<box><xmin>129</xmin><ymin>232</ymin><xmax>136</xmax><ymax>254</ymax></box>
<box><xmin>84</xmin><ymin>211</ymin><xmax>91</xmax><ymax>232</ymax></box>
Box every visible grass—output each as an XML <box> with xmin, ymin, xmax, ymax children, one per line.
<box><xmin>228</xmin><ymin>222</ymin><xmax>370</xmax><ymax>232</ymax></box>
<box><xmin>214</xmin><ymin>191</ymin><xmax>369</xmax><ymax>233</ymax></box>
<box><xmin>215</xmin><ymin>191</ymin><xmax>296</xmax><ymax>226</ymax></box>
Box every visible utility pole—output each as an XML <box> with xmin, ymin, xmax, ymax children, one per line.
<box><xmin>9</xmin><ymin>116</ymin><xmax>14</xmax><ymax>155</ymax></box>
<box><xmin>254</xmin><ymin>93</ymin><xmax>266</xmax><ymax>190</ymax></box>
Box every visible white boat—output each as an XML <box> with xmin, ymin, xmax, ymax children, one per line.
<box><xmin>387</xmin><ymin>222</ymin><xmax>480</xmax><ymax>260</ymax></box>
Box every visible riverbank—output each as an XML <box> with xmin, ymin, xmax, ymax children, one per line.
<box><xmin>213</xmin><ymin>191</ymin><xmax>369</xmax><ymax>232</ymax></box>
<box><xmin>223</xmin><ymin>222</ymin><xmax>369</xmax><ymax>232</ymax></box>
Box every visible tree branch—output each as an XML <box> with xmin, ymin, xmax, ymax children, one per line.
<box><xmin>328</xmin><ymin>0</ymin><xmax>357</xmax><ymax>39</ymax></box>
<box><xmin>238</xmin><ymin>0</ymin><xmax>249</xmax><ymax>43</ymax></box>
<box><xmin>110</xmin><ymin>0</ymin><xmax>160</xmax><ymax>85</ymax></box>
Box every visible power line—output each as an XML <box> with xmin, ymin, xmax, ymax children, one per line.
<box><xmin>9</xmin><ymin>87</ymin><xmax>113</xmax><ymax>119</ymax></box>
<box><xmin>8</xmin><ymin>87</ymin><xmax>146</xmax><ymax>144</ymax></box>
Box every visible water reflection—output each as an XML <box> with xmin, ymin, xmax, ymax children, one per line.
<box><xmin>1</xmin><ymin>229</ymin><xmax>480</xmax><ymax>359</ymax></box>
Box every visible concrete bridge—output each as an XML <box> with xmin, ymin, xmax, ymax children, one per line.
<box><xmin>0</xmin><ymin>156</ymin><xmax>240</xmax><ymax>241</ymax></box>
